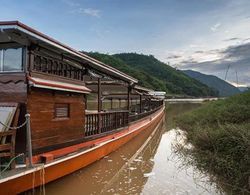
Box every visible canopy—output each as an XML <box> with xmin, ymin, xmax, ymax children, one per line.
<box><xmin>28</xmin><ymin>77</ymin><xmax>91</xmax><ymax>94</ymax></box>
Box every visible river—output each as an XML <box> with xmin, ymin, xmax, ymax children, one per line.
<box><xmin>35</xmin><ymin>103</ymin><xmax>221</xmax><ymax>195</ymax></box>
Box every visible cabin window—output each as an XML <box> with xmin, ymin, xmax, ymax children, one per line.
<box><xmin>0</xmin><ymin>47</ymin><xmax>23</xmax><ymax>72</ymax></box>
<box><xmin>54</xmin><ymin>103</ymin><xmax>70</xmax><ymax>118</ymax></box>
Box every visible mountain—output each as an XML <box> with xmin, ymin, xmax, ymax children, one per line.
<box><xmin>85</xmin><ymin>52</ymin><xmax>218</xmax><ymax>97</ymax></box>
<box><xmin>238</xmin><ymin>86</ymin><xmax>249</xmax><ymax>92</ymax></box>
<box><xmin>182</xmin><ymin>70</ymin><xmax>241</xmax><ymax>97</ymax></box>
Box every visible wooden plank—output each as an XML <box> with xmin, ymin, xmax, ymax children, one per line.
<box><xmin>0</xmin><ymin>143</ymin><xmax>11</xmax><ymax>151</ymax></box>
<box><xmin>0</xmin><ymin>152</ymin><xmax>11</xmax><ymax>157</ymax></box>
<box><xmin>27</xmin><ymin>88</ymin><xmax>85</xmax><ymax>152</ymax></box>
<box><xmin>0</xmin><ymin>131</ymin><xmax>15</xmax><ymax>136</ymax></box>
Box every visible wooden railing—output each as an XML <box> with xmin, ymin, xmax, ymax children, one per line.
<box><xmin>129</xmin><ymin>103</ymin><xmax>163</xmax><ymax>123</ymax></box>
<box><xmin>84</xmin><ymin>100</ymin><xmax>164</xmax><ymax>137</ymax></box>
<box><xmin>85</xmin><ymin>111</ymin><xmax>129</xmax><ymax>136</ymax></box>
<box><xmin>33</xmin><ymin>52</ymin><xmax>85</xmax><ymax>81</ymax></box>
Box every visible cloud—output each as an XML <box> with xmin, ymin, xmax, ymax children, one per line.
<box><xmin>178</xmin><ymin>42</ymin><xmax>250</xmax><ymax>86</ymax></box>
<box><xmin>223</xmin><ymin>37</ymin><xmax>241</xmax><ymax>42</ymax></box>
<box><xmin>194</xmin><ymin>51</ymin><xmax>204</xmax><ymax>54</ymax></box>
<box><xmin>243</xmin><ymin>38</ymin><xmax>250</xmax><ymax>42</ymax></box>
<box><xmin>62</xmin><ymin>0</ymin><xmax>80</xmax><ymax>7</ymax></box>
<box><xmin>189</xmin><ymin>44</ymin><xmax>203</xmax><ymax>48</ymax></box>
<box><xmin>63</xmin><ymin>0</ymin><xmax>101</xmax><ymax>18</ymax></box>
<box><xmin>166</xmin><ymin>54</ymin><xmax>181</xmax><ymax>59</ymax></box>
<box><xmin>210</xmin><ymin>22</ymin><xmax>221</xmax><ymax>32</ymax></box>
<box><xmin>77</xmin><ymin>8</ymin><xmax>101</xmax><ymax>17</ymax></box>
<box><xmin>227</xmin><ymin>81</ymin><xmax>248</xmax><ymax>87</ymax></box>
<box><xmin>222</xmin><ymin>42</ymin><xmax>250</xmax><ymax>59</ymax></box>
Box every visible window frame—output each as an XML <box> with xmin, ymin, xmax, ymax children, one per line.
<box><xmin>0</xmin><ymin>45</ymin><xmax>25</xmax><ymax>73</ymax></box>
<box><xmin>54</xmin><ymin>103</ymin><xmax>70</xmax><ymax>119</ymax></box>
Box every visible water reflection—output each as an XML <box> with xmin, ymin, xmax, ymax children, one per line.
<box><xmin>37</xmin><ymin>103</ymin><xmax>220</xmax><ymax>195</ymax></box>
<box><xmin>42</xmin><ymin>113</ymin><xmax>164</xmax><ymax>195</ymax></box>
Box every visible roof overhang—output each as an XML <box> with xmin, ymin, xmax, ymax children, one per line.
<box><xmin>0</xmin><ymin>21</ymin><xmax>138</xmax><ymax>84</ymax></box>
<box><xmin>28</xmin><ymin>77</ymin><xmax>91</xmax><ymax>94</ymax></box>
<box><xmin>133</xmin><ymin>85</ymin><xmax>154</xmax><ymax>94</ymax></box>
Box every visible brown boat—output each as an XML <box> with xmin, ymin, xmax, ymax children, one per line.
<box><xmin>0</xmin><ymin>21</ymin><xmax>165</xmax><ymax>194</ymax></box>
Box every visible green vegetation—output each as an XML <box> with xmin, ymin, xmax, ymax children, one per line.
<box><xmin>176</xmin><ymin>92</ymin><xmax>250</xmax><ymax>194</ymax></box>
<box><xmin>86</xmin><ymin>52</ymin><xmax>167</xmax><ymax>91</ymax></box>
<box><xmin>85</xmin><ymin>52</ymin><xmax>218</xmax><ymax>97</ymax></box>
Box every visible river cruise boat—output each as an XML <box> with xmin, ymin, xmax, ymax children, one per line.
<box><xmin>0</xmin><ymin>21</ymin><xmax>165</xmax><ymax>194</ymax></box>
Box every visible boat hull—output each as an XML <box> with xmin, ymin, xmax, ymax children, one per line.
<box><xmin>0</xmin><ymin>107</ymin><xmax>164</xmax><ymax>194</ymax></box>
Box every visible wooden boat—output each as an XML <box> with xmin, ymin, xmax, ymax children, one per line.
<box><xmin>0</xmin><ymin>21</ymin><xmax>165</xmax><ymax>194</ymax></box>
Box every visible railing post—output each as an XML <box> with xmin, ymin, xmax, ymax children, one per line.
<box><xmin>139</xmin><ymin>95</ymin><xmax>142</xmax><ymax>113</ymax></box>
<box><xmin>25</xmin><ymin>114</ymin><xmax>33</xmax><ymax>168</ymax></box>
<box><xmin>98</xmin><ymin>78</ymin><xmax>102</xmax><ymax>112</ymax></box>
<box><xmin>98</xmin><ymin>113</ymin><xmax>102</xmax><ymax>134</ymax></box>
<box><xmin>113</xmin><ymin>112</ymin><xmax>117</xmax><ymax>129</ymax></box>
<box><xmin>97</xmin><ymin>78</ymin><xmax>102</xmax><ymax>133</ymax></box>
<box><xmin>127</xmin><ymin>86</ymin><xmax>131</xmax><ymax>111</ymax></box>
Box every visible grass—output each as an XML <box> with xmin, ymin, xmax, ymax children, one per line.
<box><xmin>176</xmin><ymin>92</ymin><xmax>250</xmax><ymax>194</ymax></box>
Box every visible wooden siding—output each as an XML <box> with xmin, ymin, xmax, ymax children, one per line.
<box><xmin>27</xmin><ymin>88</ymin><xmax>85</xmax><ymax>152</ymax></box>
<box><xmin>0</xmin><ymin>73</ymin><xmax>27</xmax><ymax>103</ymax></box>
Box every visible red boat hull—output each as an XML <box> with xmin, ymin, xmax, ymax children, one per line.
<box><xmin>0</xmin><ymin>108</ymin><xmax>164</xmax><ymax>195</ymax></box>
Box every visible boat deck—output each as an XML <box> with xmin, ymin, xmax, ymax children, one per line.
<box><xmin>0</xmin><ymin>107</ymin><xmax>164</xmax><ymax>182</ymax></box>
<box><xmin>0</xmin><ymin>106</ymin><xmax>164</xmax><ymax>194</ymax></box>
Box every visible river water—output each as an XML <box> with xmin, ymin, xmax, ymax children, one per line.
<box><xmin>37</xmin><ymin>103</ymin><xmax>221</xmax><ymax>195</ymax></box>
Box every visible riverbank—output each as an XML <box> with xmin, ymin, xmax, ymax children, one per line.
<box><xmin>166</xmin><ymin>97</ymin><xmax>219</xmax><ymax>103</ymax></box>
<box><xmin>176</xmin><ymin>92</ymin><xmax>250</xmax><ymax>194</ymax></box>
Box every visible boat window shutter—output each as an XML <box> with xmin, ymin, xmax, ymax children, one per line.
<box><xmin>54</xmin><ymin>103</ymin><xmax>70</xmax><ymax>118</ymax></box>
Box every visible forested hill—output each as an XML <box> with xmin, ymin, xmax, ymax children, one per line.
<box><xmin>85</xmin><ymin>52</ymin><xmax>218</xmax><ymax>97</ymax></box>
<box><xmin>182</xmin><ymin>70</ymin><xmax>241</xmax><ymax>97</ymax></box>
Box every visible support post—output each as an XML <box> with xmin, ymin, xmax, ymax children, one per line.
<box><xmin>85</xmin><ymin>94</ymin><xmax>88</xmax><ymax>110</ymax></box>
<box><xmin>97</xmin><ymin>78</ymin><xmax>102</xmax><ymax>133</ymax></box>
<box><xmin>111</xmin><ymin>98</ymin><xmax>113</xmax><ymax>110</ymax></box>
<box><xmin>27</xmin><ymin>47</ymin><xmax>35</xmax><ymax>72</ymax></box>
<box><xmin>97</xmin><ymin>78</ymin><xmax>102</xmax><ymax>112</ymax></box>
<box><xmin>25</xmin><ymin>114</ymin><xmax>33</xmax><ymax>168</ymax></box>
<box><xmin>127</xmin><ymin>86</ymin><xmax>131</xmax><ymax>111</ymax></box>
<box><xmin>140</xmin><ymin>95</ymin><xmax>142</xmax><ymax>113</ymax></box>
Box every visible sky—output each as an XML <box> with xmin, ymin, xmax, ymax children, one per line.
<box><xmin>0</xmin><ymin>0</ymin><xmax>249</xmax><ymax>86</ymax></box>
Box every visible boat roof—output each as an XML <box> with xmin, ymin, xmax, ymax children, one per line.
<box><xmin>133</xmin><ymin>85</ymin><xmax>154</xmax><ymax>93</ymax></box>
<box><xmin>0</xmin><ymin>21</ymin><xmax>138</xmax><ymax>84</ymax></box>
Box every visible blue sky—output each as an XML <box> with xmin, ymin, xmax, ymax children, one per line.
<box><xmin>0</xmin><ymin>0</ymin><xmax>250</xmax><ymax>86</ymax></box>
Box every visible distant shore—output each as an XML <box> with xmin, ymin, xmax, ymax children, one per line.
<box><xmin>166</xmin><ymin>97</ymin><xmax>219</xmax><ymax>103</ymax></box>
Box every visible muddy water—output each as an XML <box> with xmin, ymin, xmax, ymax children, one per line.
<box><xmin>38</xmin><ymin>103</ymin><xmax>220</xmax><ymax>195</ymax></box>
